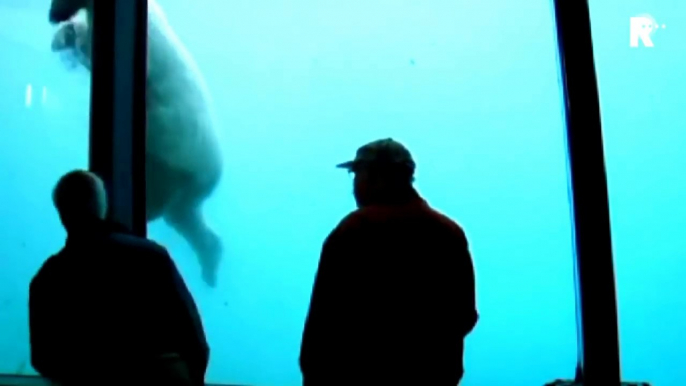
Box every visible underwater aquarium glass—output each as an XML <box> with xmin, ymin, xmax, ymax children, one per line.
<box><xmin>0</xmin><ymin>0</ymin><xmax>582</xmax><ymax>385</ymax></box>
<box><xmin>589</xmin><ymin>1</ymin><xmax>686</xmax><ymax>385</ymax></box>
<box><xmin>141</xmin><ymin>0</ymin><xmax>578</xmax><ymax>385</ymax></box>
<box><xmin>0</xmin><ymin>1</ymin><xmax>91</xmax><ymax>377</ymax></box>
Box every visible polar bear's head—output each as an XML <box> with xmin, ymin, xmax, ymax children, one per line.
<box><xmin>49</xmin><ymin>0</ymin><xmax>90</xmax><ymax>24</ymax></box>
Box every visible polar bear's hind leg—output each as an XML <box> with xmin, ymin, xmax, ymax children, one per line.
<box><xmin>162</xmin><ymin>179</ymin><xmax>222</xmax><ymax>288</ymax></box>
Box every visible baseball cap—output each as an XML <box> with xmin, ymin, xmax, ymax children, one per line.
<box><xmin>336</xmin><ymin>138</ymin><xmax>416</xmax><ymax>173</ymax></box>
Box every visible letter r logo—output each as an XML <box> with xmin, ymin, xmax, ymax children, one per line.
<box><xmin>630</xmin><ymin>15</ymin><xmax>656</xmax><ymax>47</ymax></box>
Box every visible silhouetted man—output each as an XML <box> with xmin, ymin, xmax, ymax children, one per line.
<box><xmin>300</xmin><ymin>138</ymin><xmax>478</xmax><ymax>385</ymax></box>
<box><xmin>29</xmin><ymin>170</ymin><xmax>209</xmax><ymax>386</ymax></box>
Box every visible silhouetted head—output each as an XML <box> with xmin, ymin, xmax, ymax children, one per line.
<box><xmin>52</xmin><ymin>170</ymin><xmax>108</xmax><ymax>234</ymax></box>
<box><xmin>337</xmin><ymin>138</ymin><xmax>416</xmax><ymax>208</ymax></box>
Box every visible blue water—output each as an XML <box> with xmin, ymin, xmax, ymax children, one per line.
<box><xmin>589</xmin><ymin>1</ymin><xmax>686</xmax><ymax>385</ymax></box>
<box><xmin>0</xmin><ymin>0</ymin><xmax>679</xmax><ymax>385</ymax></box>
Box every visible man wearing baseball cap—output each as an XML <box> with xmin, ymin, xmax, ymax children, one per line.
<box><xmin>300</xmin><ymin>138</ymin><xmax>479</xmax><ymax>385</ymax></box>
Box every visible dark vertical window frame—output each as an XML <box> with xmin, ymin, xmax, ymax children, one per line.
<box><xmin>89</xmin><ymin>0</ymin><xmax>148</xmax><ymax>236</ymax></box>
<box><xmin>553</xmin><ymin>0</ymin><xmax>621</xmax><ymax>383</ymax></box>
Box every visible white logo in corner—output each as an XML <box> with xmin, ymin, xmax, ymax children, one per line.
<box><xmin>630</xmin><ymin>14</ymin><xmax>665</xmax><ymax>47</ymax></box>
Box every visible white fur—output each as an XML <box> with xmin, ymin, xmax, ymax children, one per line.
<box><xmin>59</xmin><ymin>0</ymin><xmax>223</xmax><ymax>181</ymax></box>
<box><xmin>144</xmin><ymin>0</ymin><xmax>222</xmax><ymax>181</ymax></box>
<box><xmin>52</xmin><ymin>0</ymin><xmax>225</xmax><ymax>286</ymax></box>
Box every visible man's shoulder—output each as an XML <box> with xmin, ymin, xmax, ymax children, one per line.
<box><xmin>30</xmin><ymin>252</ymin><xmax>61</xmax><ymax>291</ymax></box>
<box><xmin>328</xmin><ymin>201</ymin><xmax>468</xmax><ymax>246</ymax></box>
<box><xmin>320</xmin><ymin>209</ymin><xmax>367</xmax><ymax>248</ymax></box>
<box><xmin>108</xmin><ymin>231</ymin><xmax>168</xmax><ymax>257</ymax></box>
<box><xmin>339</xmin><ymin>202</ymin><xmax>465</xmax><ymax>231</ymax></box>
<box><xmin>99</xmin><ymin>233</ymin><xmax>176</xmax><ymax>283</ymax></box>
<box><xmin>338</xmin><ymin>208</ymin><xmax>366</xmax><ymax>228</ymax></box>
<box><xmin>424</xmin><ymin>205</ymin><xmax>467</xmax><ymax>238</ymax></box>
<box><xmin>332</xmin><ymin>207</ymin><xmax>377</xmax><ymax>236</ymax></box>
<box><xmin>336</xmin><ymin>202</ymin><xmax>406</xmax><ymax>226</ymax></box>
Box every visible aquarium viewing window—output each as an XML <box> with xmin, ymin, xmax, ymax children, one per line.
<box><xmin>1</xmin><ymin>0</ymin><xmax>679</xmax><ymax>385</ymax></box>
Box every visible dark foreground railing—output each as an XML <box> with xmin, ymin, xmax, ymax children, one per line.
<box><xmin>0</xmin><ymin>374</ymin><xmax>654</xmax><ymax>386</ymax></box>
<box><xmin>0</xmin><ymin>374</ymin><xmax>243</xmax><ymax>386</ymax></box>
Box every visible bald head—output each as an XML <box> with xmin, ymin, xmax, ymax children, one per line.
<box><xmin>53</xmin><ymin>170</ymin><xmax>108</xmax><ymax>232</ymax></box>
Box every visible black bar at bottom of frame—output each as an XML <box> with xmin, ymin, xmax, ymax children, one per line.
<box><xmin>88</xmin><ymin>0</ymin><xmax>147</xmax><ymax>237</ymax></box>
<box><xmin>552</xmin><ymin>0</ymin><xmax>621</xmax><ymax>384</ymax></box>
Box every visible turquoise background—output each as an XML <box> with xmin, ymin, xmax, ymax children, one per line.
<box><xmin>0</xmin><ymin>0</ymin><xmax>681</xmax><ymax>385</ymax></box>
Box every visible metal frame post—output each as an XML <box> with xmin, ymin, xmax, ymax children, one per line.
<box><xmin>552</xmin><ymin>0</ymin><xmax>621</xmax><ymax>383</ymax></box>
<box><xmin>89</xmin><ymin>0</ymin><xmax>147</xmax><ymax>236</ymax></box>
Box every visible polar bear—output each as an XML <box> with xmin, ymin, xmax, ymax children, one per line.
<box><xmin>49</xmin><ymin>0</ymin><xmax>224</xmax><ymax>287</ymax></box>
